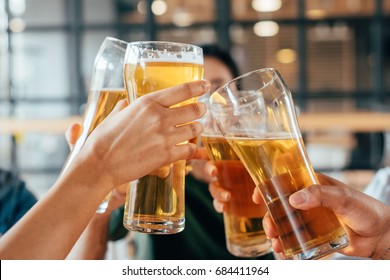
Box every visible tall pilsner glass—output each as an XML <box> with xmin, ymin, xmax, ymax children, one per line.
<box><xmin>201</xmin><ymin>102</ymin><xmax>272</xmax><ymax>257</ymax></box>
<box><xmin>209</xmin><ymin>68</ymin><xmax>349</xmax><ymax>260</ymax></box>
<box><xmin>123</xmin><ymin>41</ymin><xmax>203</xmax><ymax>234</ymax></box>
<box><xmin>62</xmin><ymin>37</ymin><xmax>128</xmax><ymax>213</ymax></box>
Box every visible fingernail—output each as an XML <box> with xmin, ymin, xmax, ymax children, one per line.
<box><xmin>210</xmin><ymin>167</ymin><xmax>217</xmax><ymax>177</ymax></box>
<box><xmin>290</xmin><ymin>190</ymin><xmax>307</xmax><ymax>205</ymax></box>
<box><xmin>221</xmin><ymin>191</ymin><xmax>230</xmax><ymax>201</ymax></box>
<box><xmin>210</xmin><ymin>176</ymin><xmax>218</xmax><ymax>182</ymax></box>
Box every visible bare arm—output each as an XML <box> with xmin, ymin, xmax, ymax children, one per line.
<box><xmin>0</xmin><ymin>154</ymin><xmax>113</xmax><ymax>259</ymax></box>
<box><xmin>0</xmin><ymin>80</ymin><xmax>209</xmax><ymax>260</ymax></box>
<box><xmin>66</xmin><ymin>187</ymin><xmax>127</xmax><ymax>260</ymax></box>
<box><xmin>66</xmin><ymin>207</ymin><xmax>111</xmax><ymax>260</ymax></box>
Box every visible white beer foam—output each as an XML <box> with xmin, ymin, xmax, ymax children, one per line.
<box><xmin>139</xmin><ymin>50</ymin><xmax>203</xmax><ymax>64</ymax></box>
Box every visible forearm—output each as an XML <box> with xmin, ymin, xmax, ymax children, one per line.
<box><xmin>66</xmin><ymin>212</ymin><xmax>111</xmax><ymax>260</ymax></box>
<box><xmin>0</xmin><ymin>159</ymin><xmax>112</xmax><ymax>259</ymax></box>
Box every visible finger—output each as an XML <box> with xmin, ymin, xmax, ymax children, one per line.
<box><xmin>151</xmin><ymin>80</ymin><xmax>210</xmax><ymax>108</ymax></box>
<box><xmin>252</xmin><ymin>187</ymin><xmax>263</xmax><ymax>204</ymax></box>
<box><xmin>271</xmin><ymin>238</ymin><xmax>284</xmax><ymax>254</ymax></box>
<box><xmin>208</xmin><ymin>181</ymin><xmax>230</xmax><ymax>202</ymax></box>
<box><xmin>204</xmin><ymin>161</ymin><xmax>217</xmax><ymax>179</ymax></box>
<box><xmin>103</xmin><ymin>98</ymin><xmax>129</xmax><ymax>121</ymax></box>
<box><xmin>288</xmin><ymin>184</ymin><xmax>375</xmax><ymax>224</ymax></box>
<box><xmin>111</xmin><ymin>99</ymin><xmax>129</xmax><ymax>114</ymax></box>
<box><xmin>213</xmin><ymin>199</ymin><xmax>225</xmax><ymax>213</ymax></box>
<box><xmin>262</xmin><ymin>212</ymin><xmax>279</xmax><ymax>239</ymax></box>
<box><xmin>65</xmin><ymin>123</ymin><xmax>82</xmax><ymax>150</ymax></box>
<box><xmin>166</xmin><ymin>102</ymin><xmax>207</xmax><ymax>125</ymax></box>
<box><xmin>114</xmin><ymin>183</ymin><xmax>129</xmax><ymax>195</ymax></box>
<box><xmin>111</xmin><ymin>189</ymin><xmax>127</xmax><ymax>201</ymax></box>
<box><xmin>169</xmin><ymin>122</ymin><xmax>203</xmax><ymax>145</ymax></box>
<box><xmin>187</xmin><ymin>147</ymin><xmax>209</xmax><ymax>160</ymax></box>
<box><xmin>168</xmin><ymin>143</ymin><xmax>198</xmax><ymax>162</ymax></box>
<box><xmin>106</xmin><ymin>189</ymin><xmax>127</xmax><ymax>212</ymax></box>
<box><xmin>102</xmin><ymin>99</ymin><xmax>129</xmax><ymax>127</ymax></box>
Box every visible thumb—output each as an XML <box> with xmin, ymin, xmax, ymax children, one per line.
<box><xmin>65</xmin><ymin>123</ymin><xmax>82</xmax><ymax>150</ymax></box>
<box><xmin>289</xmin><ymin>185</ymin><xmax>377</xmax><ymax>229</ymax></box>
<box><xmin>111</xmin><ymin>99</ymin><xmax>129</xmax><ymax>114</ymax></box>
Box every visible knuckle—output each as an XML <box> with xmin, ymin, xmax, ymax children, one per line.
<box><xmin>151</xmin><ymin>111</ymin><xmax>165</xmax><ymax>129</ymax></box>
<box><xmin>305</xmin><ymin>185</ymin><xmax>324</xmax><ymax>207</ymax></box>
<box><xmin>306</xmin><ymin>185</ymin><xmax>321</xmax><ymax>197</ymax></box>
<box><xmin>186</xmin><ymin>143</ymin><xmax>197</xmax><ymax>158</ymax></box>
<box><xmin>191</xmin><ymin>103</ymin><xmax>202</xmax><ymax>118</ymax></box>
<box><xmin>181</xmin><ymin>83</ymin><xmax>194</xmax><ymax>100</ymax></box>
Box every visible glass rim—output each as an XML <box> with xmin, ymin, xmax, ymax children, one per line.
<box><xmin>94</xmin><ymin>37</ymin><xmax>128</xmax><ymax>66</ymax></box>
<box><xmin>104</xmin><ymin>36</ymin><xmax>128</xmax><ymax>45</ymax></box>
<box><xmin>126</xmin><ymin>40</ymin><xmax>203</xmax><ymax>52</ymax></box>
<box><xmin>214</xmin><ymin>67</ymin><xmax>278</xmax><ymax>94</ymax></box>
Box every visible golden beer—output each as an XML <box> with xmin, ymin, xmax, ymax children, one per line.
<box><xmin>203</xmin><ymin>135</ymin><xmax>271</xmax><ymax>257</ymax></box>
<box><xmin>227</xmin><ymin>135</ymin><xmax>347</xmax><ymax>259</ymax></box>
<box><xmin>125</xmin><ymin>62</ymin><xmax>203</xmax><ymax>104</ymax></box>
<box><xmin>123</xmin><ymin>61</ymin><xmax>203</xmax><ymax>234</ymax></box>
<box><xmin>65</xmin><ymin>88</ymin><xmax>127</xmax><ymax>163</ymax></box>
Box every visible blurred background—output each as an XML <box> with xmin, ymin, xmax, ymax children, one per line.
<box><xmin>1</xmin><ymin>0</ymin><xmax>390</xmax><ymax>198</ymax></box>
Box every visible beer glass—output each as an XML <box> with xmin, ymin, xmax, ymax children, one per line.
<box><xmin>62</xmin><ymin>37</ymin><xmax>128</xmax><ymax>213</ymax></box>
<box><xmin>201</xmin><ymin>102</ymin><xmax>272</xmax><ymax>257</ymax></box>
<box><xmin>123</xmin><ymin>41</ymin><xmax>203</xmax><ymax>234</ymax></box>
<box><xmin>209</xmin><ymin>68</ymin><xmax>349</xmax><ymax>260</ymax></box>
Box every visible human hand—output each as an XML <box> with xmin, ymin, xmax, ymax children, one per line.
<box><xmin>186</xmin><ymin>147</ymin><xmax>218</xmax><ymax>183</ymax></box>
<box><xmin>69</xmin><ymin>80</ymin><xmax>210</xmax><ymax>192</ymax></box>
<box><xmin>258</xmin><ymin>173</ymin><xmax>390</xmax><ymax>259</ymax></box>
<box><xmin>186</xmin><ymin>147</ymin><xmax>234</xmax><ymax>210</ymax></box>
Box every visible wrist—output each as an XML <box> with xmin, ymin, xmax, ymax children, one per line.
<box><xmin>69</xmin><ymin>142</ymin><xmax>115</xmax><ymax>196</ymax></box>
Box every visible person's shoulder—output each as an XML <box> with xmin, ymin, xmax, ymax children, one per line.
<box><xmin>0</xmin><ymin>169</ymin><xmax>37</xmax><ymax>234</ymax></box>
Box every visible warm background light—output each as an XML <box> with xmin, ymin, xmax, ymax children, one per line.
<box><xmin>251</xmin><ymin>0</ymin><xmax>282</xmax><ymax>12</ymax></box>
<box><xmin>276</xmin><ymin>48</ymin><xmax>297</xmax><ymax>64</ymax></box>
<box><xmin>172</xmin><ymin>10</ymin><xmax>193</xmax><ymax>27</ymax></box>
<box><xmin>307</xmin><ymin>9</ymin><xmax>327</xmax><ymax>19</ymax></box>
<box><xmin>137</xmin><ymin>0</ymin><xmax>147</xmax><ymax>15</ymax></box>
<box><xmin>9</xmin><ymin>17</ymin><xmax>25</xmax><ymax>32</ymax></box>
<box><xmin>151</xmin><ymin>0</ymin><xmax>168</xmax><ymax>16</ymax></box>
<box><xmin>253</xmin><ymin>21</ymin><xmax>279</xmax><ymax>37</ymax></box>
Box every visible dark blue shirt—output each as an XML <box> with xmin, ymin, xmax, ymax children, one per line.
<box><xmin>0</xmin><ymin>169</ymin><xmax>37</xmax><ymax>235</ymax></box>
